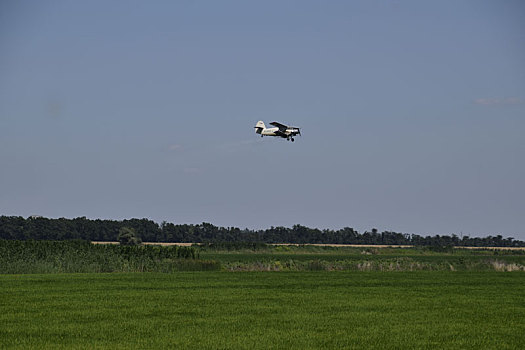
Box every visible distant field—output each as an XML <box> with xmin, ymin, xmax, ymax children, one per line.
<box><xmin>1</xmin><ymin>272</ymin><xmax>524</xmax><ymax>349</ymax></box>
<box><xmin>92</xmin><ymin>241</ymin><xmax>525</xmax><ymax>250</ymax></box>
<box><xmin>200</xmin><ymin>245</ymin><xmax>525</xmax><ymax>271</ymax></box>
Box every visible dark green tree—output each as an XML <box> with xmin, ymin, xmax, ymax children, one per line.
<box><xmin>117</xmin><ymin>227</ymin><xmax>142</xmax><ymax>246</ymax></box>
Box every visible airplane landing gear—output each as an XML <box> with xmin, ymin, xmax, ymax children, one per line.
<box><xmin>291</xmin><ymin>137</ymin><xmax>295</xmax><ymax>142</ymax></box>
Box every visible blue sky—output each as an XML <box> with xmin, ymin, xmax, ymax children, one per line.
<box><xmin>1</xmin><ymin>1</ymin><xmax>524</xmax><ymax>239</ymax></box>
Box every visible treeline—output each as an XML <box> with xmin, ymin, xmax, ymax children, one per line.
<box><xmin>1</xmin><ymin>216</ymin><xmax>524</xmax><ymax>247</ymax></box>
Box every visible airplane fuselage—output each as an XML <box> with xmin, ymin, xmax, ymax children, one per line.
<box><xmin>261</xmin><ymin>127</ymin><xmax>280</xmax><ymax>136</ymax></box>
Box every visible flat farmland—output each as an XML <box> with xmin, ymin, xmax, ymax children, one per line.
<box><xmin>199</xmin><ymin>246</ymin><xmax>525</xmax><ymax>271</ymax></box>
<box><xmin>1</xmin><ymin>271</ymin><xmax>524</xmax><ymax>349</ymax></box>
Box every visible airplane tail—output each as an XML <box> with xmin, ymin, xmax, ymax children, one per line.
<box><xmin>254</xmin><ymin>121</ymin><xmax>265</xmax><ymax>134</ymax></box>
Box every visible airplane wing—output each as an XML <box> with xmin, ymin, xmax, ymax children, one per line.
<box><xmin>269</xmin><ymin>121</ymin><xmax>289</xmax><ymax>130</ymax></box>
<box><xmin>274</xmin><ymin>129</ymin><xmax>288</xmax><ymax>138</ymax></box>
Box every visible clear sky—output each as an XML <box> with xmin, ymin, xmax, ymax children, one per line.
<box><xmin>1</xmin><ymin>1</ymin><xmax>524</xmax><ymax>239</ymax></box>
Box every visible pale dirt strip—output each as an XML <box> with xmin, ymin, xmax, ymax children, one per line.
<box><xmin>91</xmin><ymin>242</ymin><xmax>525</xmax><ymax>250</ymax></box>
<box><xmin>456</xmin><ymin>246</ymin><xmax>525</xmax><ymax>251</ymax></box>
<box><xmin>92</xmin><ymin>241</ymin><xmax>194</xmax><ymax>246</ymax></box>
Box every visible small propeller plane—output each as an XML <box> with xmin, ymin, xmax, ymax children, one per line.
<box><xmin>254</xmin><ymin>121</ymin><xmax>301</xmax><ymax>142</ymax></box>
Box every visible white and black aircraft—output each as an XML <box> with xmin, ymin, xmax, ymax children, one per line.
<box><xmin>254</xmin><ymin>121</ymin><xmax>301</xmax><ymax>142</ymax></box>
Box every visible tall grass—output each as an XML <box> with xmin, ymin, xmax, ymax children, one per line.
<box><xmin>0</xmin><ymin>240</ymin><xmax>220</xmax><ymax>273</ymax></box>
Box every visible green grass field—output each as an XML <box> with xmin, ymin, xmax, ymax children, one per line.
<box><xmin>2</xmin><ymin>271</ymin><xmax>524</xmax><ymax>349</ymax></box>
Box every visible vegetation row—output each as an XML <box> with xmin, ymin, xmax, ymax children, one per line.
<box><xmin>1</xmin><ymin>216</ymin><xmax>524</xmax><ymax>246</ymax></box>
<box><xmin>0</xmin><ymin>240</ymin><xmax>219</xmax><ymax>274</ymax></box>
<box><xmin>1</xmin><ymin>240</ymin><xmax>524</xmax><ymax>274</ymax></box>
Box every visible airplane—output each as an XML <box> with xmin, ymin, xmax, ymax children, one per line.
<box><xmin>254</xmin><ymin>121</ymin><xmax>301</xmax><ymax>142</ymax></box>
